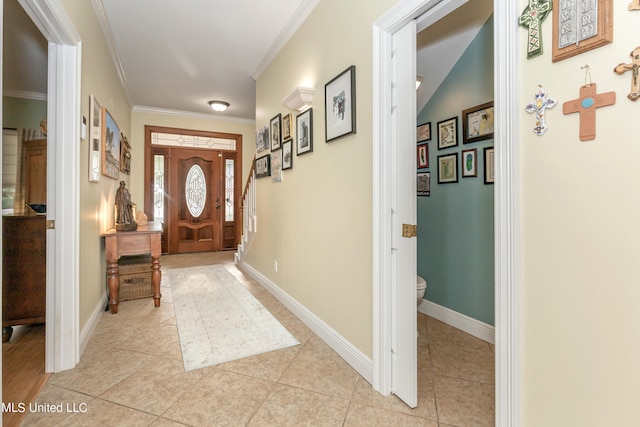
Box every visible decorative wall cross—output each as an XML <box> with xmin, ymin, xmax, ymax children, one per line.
<box><xmin>519</xmin><ymin>0</ymin><xmax>552</xmax><ymax>59</ymax></box>
<box><xmin>525</xmin><ymin>86</ymin><xmax>557</xmax><ymax>136</ymax></box>
<box><xmin>614</xmin><ymin>47</ymin><xmax>640</xmax><ymax>101</ymax></box>
<box><xmin>629</xmin><ymin>1</ymin><xmax>640</xmax><ymax>11</ymax></box>
<box><xmin>562</xmin><ymin>84</ymin><xmax>615</xmax><ymax>141</ymax></box>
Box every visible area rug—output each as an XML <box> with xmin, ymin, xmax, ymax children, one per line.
<box><xmin>168</xmin><ymin>265</ymin><xmax>299</xmax><ymax>371</ymax></box>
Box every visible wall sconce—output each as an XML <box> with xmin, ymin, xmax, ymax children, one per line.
<box><xmin>282</xmin><ymin>87</ymin><xmax>315</xmax><ymax>111</ymax></box>
<box><xmin>208</xmin><ymin>100</ymin><xmax>230</xmax><ymax>112</ymax></box>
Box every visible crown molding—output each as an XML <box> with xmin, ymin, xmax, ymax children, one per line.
<box><xmin>132</xmin><ymin>105</ymin><xmax>256</xmax><ymax>125</ymax></box>
<box><xmin>3</xmin><ymin>89</ymin><xmax>47</xmax><ymax>101</ymax></box>
<box><xmin>252</xmin><ymin>0</ymin><xmax>320</xmax><ymax>80</ymax></box>
<box><xmin>91</xmin><ymin>0</ymin><xmax>133</xmax><ymax>108</ymax></box>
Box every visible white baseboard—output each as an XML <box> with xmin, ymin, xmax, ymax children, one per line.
<box><xmin>79</xmin><ymin>294</ymin><xmax>107</xmax><ymax>356</ymax></box>
<box><xmin>238</xmin><ymin>261</ymin><xmax>374</xmax><ymax>384</ymax></box>
<box><xmin>418</xmin><ymin>299</ymin><xmax>495</xmax><ymax>345</ymax></box>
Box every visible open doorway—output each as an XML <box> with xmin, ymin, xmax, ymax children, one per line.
<box><xmin>373</xmin><ymin>0</ymin><xmax>520</xmax><ymax>424</ymax></box>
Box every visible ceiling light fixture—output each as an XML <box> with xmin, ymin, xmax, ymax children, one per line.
<box><xmin>208</xmin><ymin>100</ymin><xmax>230</xmax><ymax>112</ymax></box>
<box><xmin>282</xmin><ymin>87</ymin><xmax>315</xmax><ymax>111</ymax></box>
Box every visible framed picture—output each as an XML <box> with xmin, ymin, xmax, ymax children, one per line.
<box><xmin>256</xmin><ymin>125</ymin><xmax>269</xmax><ymax>153</ymax></box>
<box><xmin>270</xmin><ymin>113</ymin><xmax>282</xmax><ymax>151</ymax></box>
<box><xmin>461</xmin><ymin>148</ymin><xmax>477</xmax><ymax>177</ymax></box>
<box><xmin>417</xmin><ymin>172</ymin><xmax>430</xmax><ymax>197</ymax></box>
<box><xmin>282</xmin><ymin>113</ymin><xmax>292</xmax><ymax>140</ymax></box>
<box><xmin>282</xmin><ymin>139</ymin><xmax>293</xmax><ymax>170</ymax></box>
<box><xmin>552</xmin><ymin>0</ymin><xmax>612</xmax><ymax>62</ymax></box>
<box><xmin>437</xmin><ymin>153</ymin><xmax>458</xmax><ymax>184</ymax></box>
<box><xmin>484</xmin><ymin>146</ymin><xmax>495</xmax><ymax>184</ymax></box>
<box><xmin>101</xmin><ymin>108</ymin><xmax>120</xmax><ymax>180</ymax></box>
<box><xmin>88</xmin><ymin>95</ymin><xmax>102</xmax><ymax>182</ymax></box>
<box><xmin>417</xmin><ymin>143</ymin><xmax>429</xmax><ymax>169</ymax></box>
<box><xmin>119</xmin><ymin>133</ymin><xmax>131</xmax><ymax>175</ymax></box>
<box><xmin>437</xmin><ymin>117</ymin><xmax>458</xmax><ymax>150</ymax></box>
<box><xmin>255</xmin><ymin>154</ymin><xmax>271</xmax><ymax>179</ymax></box>
<box><xmin>417</xmin><ymin>122</ymin><xmax>431</xmax><ymax>143</ymax></box>
<box><xmin>462</xmin><ymin>101</ymin><xmax>494</xmax><ymax>143</ymax></box>
<box><xmin>296</xmin><ymin>108</ymin><xmax>313</xmax><ymax>155</ymax></box>
<box><xmin>325</xmin><ymin>65</ymin><xmax>356</xmax><ymax>142</ymax></box>
<box><xmin>271</xmin><ymin>149</ymin><xmax>283</xmax><ymax>183</ymax></box>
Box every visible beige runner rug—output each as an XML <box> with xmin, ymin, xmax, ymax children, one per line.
<box><xmin>168</xmin><ymin>265</ymin><xmax>299</xmax><ymax>371</ymax></box>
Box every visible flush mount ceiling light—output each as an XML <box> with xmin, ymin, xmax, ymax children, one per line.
<box><xmin>282</xmin><ymin>87</ymin><xmax>315</xmax><ymax>111</ymax></box>
<box><xmin>208</xmin><ymin>100</ymin><xmax>230</xmax><ymax>112</ymax></box>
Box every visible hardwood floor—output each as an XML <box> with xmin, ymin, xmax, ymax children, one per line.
<box><xmin>2</xmin><ymin>324</ymin><xmax>49</xmax><ymax>427</ymax></box>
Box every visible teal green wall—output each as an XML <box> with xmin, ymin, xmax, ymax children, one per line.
<box><xmin>417</xmin><ymin>16</ymin><xmax>494</xmax><ymax>325</ymax></box>
<box><xmin>3</xmin><ymin>96</ymin><xmax>47</xmax><ymax>129</ymax></box>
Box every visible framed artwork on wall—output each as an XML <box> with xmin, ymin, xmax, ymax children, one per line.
<box><xmin>462</xmin><ymin>101</ymin><xmax>494</xmax><ymax>144</ymax></box>
<box><xmin>552</xmin><ymin>0</ymin><xmax>613</xmax><ymax>62</ymax></box>
<box><xmin>101</xmin><ymin>108</ymin><xmax>120</xmax><ymax>180</ymax></box>
<box><xmin>461</xmin><ymin>148</ymin><xmax>477</xmax><ymax>177</ymax></box>
<box><xmin>119</xmin><ymin>134</ymin><xmax>131</xmax><ymax>175</ymax></box>
<box><xmin>255</xmin><ymin>154</ymin><xmax>271</xmax><ymax>179</ymax></box>
<box><xmin>437</xmin><ymin>117</ymin><xmax>458</xmax><ymax>150</ymax></box>
<box><xmin>417</xmin><ymin>143</ymin><xmax>429</xmax><ymax>169</ymax></box>
<box><xmin>271</xmin><ymin>149</ymin><xmax>283</xmax><ymax>182</ymax></box>
<box><xmin>282</xmin><ymin>113</ymin><xmax>292</xmax><ymax>140</ymax></box>
<box><xmin>417</xmin><ymin>122</ymin><xmax>431</xmax><ymax>143</ymax></box>
<box><xmin>270</xmin><ymin>113</ymin><xmax>282</xmax><ymax>151</ymax></box>
<box><xmin>484</xmin><ymin>146</ymin><xmax>495</xmax><ymax>184</ymax></box>
<box><xmin>88</xmin><ymin>95</ymin><xmax>102</xmax><ymax>182</ymax></box>
<box><xmin>296</xmin><ymin>108</ymin><xmax>313</xmax><ymax>155</ymax></box>
<box><xmin>325</xmin><ymin>65</ymin><xmax>356</xmax><ymax>142</ymax></box>
<box><xmin>417</xmin><ymin>171</ymin><xmax>430</xmax><ymax>197</ymax></box>
<box><xmin>282</xmin><ymin>139</ymin><xmax>293</xmax><ymax>170</ymax></box>
<box><xmin>437</xmin><ymin>153</ymin><xmax>458</xmax><ymax>184</ymax></box>
<box><xmin>256</xmin><ymin>125</ymin><xmax>269</xmax><ymax>153</ymax></box>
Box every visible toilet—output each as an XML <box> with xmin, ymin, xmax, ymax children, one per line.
<box><xmin>417</xmin><ymin>275</ymin><xmax>427</xmax><ymax>307</ymax></box>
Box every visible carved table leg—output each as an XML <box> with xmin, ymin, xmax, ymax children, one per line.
<box><xmin>152</xmin><ymin>256</ymin><xmax>162</xmax><ymax>307</ymax></box>
<box><xmin>107</xmin><ymin>260</ymin><xmax>119</xmax><ymax>314</ymax></box>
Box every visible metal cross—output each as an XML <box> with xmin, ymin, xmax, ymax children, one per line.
<box><xmin>614</xmin><ymin>47</ymin><xmax>640</xmax><ymax>101</ymax></box>
<box><xmin>525</xmin><ymin>86</ymin><xmax>557</xmax><ymax>136</ymax></box>
<box><xmin>518</xmin><ymin>0</ymin><xmax>552</xmax><ymax>59</ymax></box>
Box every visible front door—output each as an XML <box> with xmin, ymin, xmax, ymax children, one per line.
<box><xmin>169</xmin><ymin>148</ymin><xmax>221</xmax><ymax>253</ymax></box>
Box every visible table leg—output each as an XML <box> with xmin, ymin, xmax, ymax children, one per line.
<box><xmin>107</xmin><ymin>261</ymin><xmax>119</xmax><ymax>314</ymax></box>
<box><xmin>152</xmin><ymin>256</ymin><xmax>162</xmax><ymax>307</ymax></box>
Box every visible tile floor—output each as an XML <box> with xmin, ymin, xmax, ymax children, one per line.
<box><xmin>22</xmin><ymin>252</ymin><xmax>494</xmax><ymax>426</ymax></box>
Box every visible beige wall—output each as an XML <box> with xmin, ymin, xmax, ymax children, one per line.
<box><xmin>519</xmin><ymin>2</ymin><xmax>640</xmax><ymax>425</ymax></box>
<box><xmin>128</xmin><ymin>112</ymin><xmax>256</xmax><ymax>207</ymax></box>
<box><xmin>249</xmin><ymin>0</ymin><xmax>398</xmax><ymax>358</ymax></box>
<box><xmin>61</xmin><ymin>0</ymin><xmax>132</xmax><ymax>329</ymax></box>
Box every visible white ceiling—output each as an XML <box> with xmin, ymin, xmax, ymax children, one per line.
<box><xmin>4</xmin><ymin>0</ymin><xmax>492</xmax><ymax>123</ymax></box>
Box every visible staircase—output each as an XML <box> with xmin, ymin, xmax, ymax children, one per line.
<box><xmin>235</xmin><ymin>159</ymin><xmax>256</xmax><ymax>264</ymax></box>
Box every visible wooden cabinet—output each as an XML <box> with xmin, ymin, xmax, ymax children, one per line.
<box><xmin>2</xmin><ymin>215</ymin><xmax>46</xmax><ymax>342</ymax></box>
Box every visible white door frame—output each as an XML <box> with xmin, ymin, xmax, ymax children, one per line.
<box><xmin>372</xmin><ymin>0</ymin><xmax>520</xmax><ymax>424</ymax></box>
<box><xmin>16</xmin><ymin>0</ymin><xmax>81</xmax><ymax>372</ymax></box>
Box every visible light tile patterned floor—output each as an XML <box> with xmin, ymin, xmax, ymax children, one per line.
<box><xmin>22</xmin><ymin>252</ymin><xmax>494</xmax><ymax>426</ymax></box>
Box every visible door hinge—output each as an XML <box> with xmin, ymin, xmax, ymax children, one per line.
<box><xmin>402</xmin><ymin>224</ymin><xmax>417</xmax><ymax>238</ymax></box>
<box><xmin>46</xmin><ymin>219</ymin><xmax>55</xmax><ymax>230</ymax></box>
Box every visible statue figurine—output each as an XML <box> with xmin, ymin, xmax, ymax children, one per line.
<box><xmin>115</xmin><ymin>181</ymin><xmax>137</xmax><ymax>231</ymax></box>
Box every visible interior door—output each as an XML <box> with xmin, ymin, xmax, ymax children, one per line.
<box><xmin>390</xmin><ymin>19</ymin><xmax>418</xmax><ymax>408</ymax></box>
<box><xmin>169</xmin><ymin>148</ymin><xmax>222</xmax><ymax>253</ymax></box>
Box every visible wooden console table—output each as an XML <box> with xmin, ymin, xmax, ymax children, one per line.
<box><xmin>101</xmin><ymin>222</ymin><xmax>162</xmax><ymax>314</ymax></box>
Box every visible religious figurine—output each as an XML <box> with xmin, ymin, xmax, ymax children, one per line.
<box><xmin>115</xmin><ymin>181</ymin><xmax>137</xmax><ymax>231</ymax></box>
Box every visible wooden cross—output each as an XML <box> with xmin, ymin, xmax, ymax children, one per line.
<box><xmin>518</xmin><ymin>0</ymin><xmax>552</xmax><ymax>59</ymax></box>
<box><xmin>562</xmin><ymin>84</ymin><xmax>615</xmax><ymax>141</ymax></box>
<box><xmin>525</xmin><ymin>86</ymin><xmax>557</xmax><ymax>136</ymax></box>
<box><xmin>614</xmin><ymin>47</ymin><xmax>640</xmax><ymax>101</ymax></box>
<box><xmin>629</xmin><ymin>1</ymin><xmax>640</xmax><ymax>11</ymax></box>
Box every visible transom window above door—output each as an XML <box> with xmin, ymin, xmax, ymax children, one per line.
<box><xmin>151</xmin><ymin>132</ymin><xmax>236</xmax><ymax>150</ymax></box>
